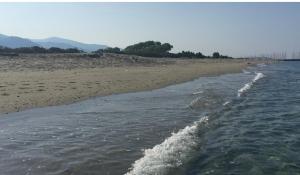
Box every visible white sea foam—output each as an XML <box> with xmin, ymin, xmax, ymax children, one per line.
<box><xmin>257</xmin><ymin>63</ymin><xmax>267</xmax><ymax>67</ymax></box>
<box><xmin>125</xmin><ymin>116</ymin><xmax>209</xmax><ymax>175</ymax></box>
<box><xmin>238</xmin><ymin>72</ymin><xmax>265</xmax><ymax>97</ymax></box>
<box><xmin>192</xmin><ymin>91</ymin><xmax>203</xmax><ymax>95</ymax></box>
<box><xmin>253</xmin><ymin>72</ymin><xmax>265</xmax><ymax>82</ymax></box>
<box><xmin>223</xmin><ymin>101</ymin><xmax>230</xmax><ymax>106</ymax></box>
<box><xmin>189</xmin><ymin>96</ymin><xmax>202</xmax><ymax>107</ymax></box>
<box><xmin>242</xmin><ymin>70</ymin><xmax>251</xmax><ymax>74</ymax></box>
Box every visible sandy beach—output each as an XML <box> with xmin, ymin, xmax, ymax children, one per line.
<box><xmin>0</xmin><ymin>53</ymin><xmax>265</xmax><ymax>114</ymax></box>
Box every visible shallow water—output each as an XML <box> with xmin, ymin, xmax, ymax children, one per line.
<box><xmin>0</xmin><ymin>62</ymin><xmax>299</xmax><ymax>175</ymax></box>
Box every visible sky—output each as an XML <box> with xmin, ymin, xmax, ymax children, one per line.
<box><xmin>1</xmin><ymin>3</ymin><xmax>300</xmax><ymax>57</ymax></box>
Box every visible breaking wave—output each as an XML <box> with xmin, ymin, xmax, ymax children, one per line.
<box><xmin>125</xmin><ymin>116</ymin><xmax>209</xmax><ymax>175</ymax></box>
<box><xmin>242</xmin><ymin>70</ymin><xmax>251</xmax><ymax>74</ymax></box>
<box><xmin>192</xmin><ymin>91</ymin><xmax>203</xmax><ymax>95</ymax></box>
<box><xmin>238</xmin><ymin>72</ymin><xmax>265</xmax><ymax>97</ymax></box>
<box><xmin>223</xmin><ymin>101</ymin><xmax>230</xmax><ymax>106</ymax></box>
<box><xmin>126</xmin><ymin>72</ymin><xmax>265</xmax><ymax>174</ymax></box>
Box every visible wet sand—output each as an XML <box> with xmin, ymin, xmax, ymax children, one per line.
<box><xmin>0</xmin><ymin>53</ymin><xmax>264</xmax><ymax>113</ymax></box>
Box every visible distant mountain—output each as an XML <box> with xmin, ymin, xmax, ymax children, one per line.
<box><xmin>0</xmin><ymin>34</ymin><xmax>108</xmax><ymax>52</ymax></box>
<box><xmin>0</xmin><ymin>34</ymin><xmax>7</xmax><ymax>39</ymax></box>
<box><xmin>0</xmin><ymin>34</ymin><xmax>39</xmax><ymax>48</ymax></box>
<box><xmin>31</xmin><ymin>41</ymin><xmax>75</xmax><ymax>50</ymax></box>
<box><xmin>32</xmin><ymin>37</ymin><xmax>107</xmax><ymax>52</ymax></box>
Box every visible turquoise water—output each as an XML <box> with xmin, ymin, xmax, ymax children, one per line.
<box><xmin>0</xmin><ymin>62</ymin><xmax>299</xmax><ymax>175</ymax></box>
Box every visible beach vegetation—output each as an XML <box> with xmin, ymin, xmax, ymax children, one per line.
<box><xmin>95</xmin><ymin>47</ymin><xmax>122</xmax><ymax>54</ymax></box>
<box><xmin>212</xmin><ymin>52</ymin><xmax>231</xmax><ymax>59</ymax></box>
<box><xmin>123</xmin><ymin>41</ymin><xmax>173</xmax><ymax>57</ymax></box>
<box><xmin>213</xmin><ymin>52</ymin><xmax>220</xmax><ymax>58</ymax></box>
<box><xmin>0</xmin><ymin>46</ymin><xmax>82</xmax><ymax>54</ymax></box>
<box><xmin>0</xmin><ymin>41</ymin><xmax>232</xmax><ymax>59</ymax></box>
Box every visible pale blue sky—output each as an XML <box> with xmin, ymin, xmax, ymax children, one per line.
<box><xmin>1</xmin><ymin>3</ymin><xmax>300</xmax><ymax>57</ymax></box>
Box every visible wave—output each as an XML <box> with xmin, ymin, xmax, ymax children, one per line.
<box><xmin>242</xmin><ymin>70</ymin><xmax>251</xmax><ymax>74</ymax></box>
<box><xmin>192</xmin><ymin>91</ymin><xmax>203</xmax><ymax>95</ymax></box>
<box><xmin>257</xmin><ymin>63</ymin><xmax>267</xmax><ymax>67</ymax></box>
<box><xmin>238</xmin><ymin>72</ymin><xmax>265</xmax><ymax>97</ymax></box>
<box><xmin>125</xmin><ymin>116</ymin><xmax>209</xmax><ymax>175</ymax></box>
<box><xmin>223</xmin><ymin>101</ymin><xmax>230</xmax><ymax>106</ymax></box>
<box><xmin>188</xmin><ymin>97</ymin><xmax>202</xmax><ymax>107</ymax></box>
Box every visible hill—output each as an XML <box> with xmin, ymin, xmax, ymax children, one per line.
<box><xmin>0</xmin><ymin>34</ymin><xmax>38</xmax><ymax>48</ymax></box>
<box><xmin>32</xmin><ymin>37</ymin><xmax>107</xmax><ymax>52</ymax></box>
<box><xmin>0</xmin><ymin>34</ymin><xmax>107</xmax><ymax>52</ymax></box>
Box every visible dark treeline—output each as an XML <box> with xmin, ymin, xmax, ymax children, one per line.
<box><xmin>95</xmin><ymin>41</ymin><xmax>172</xmax><ymax>57</ymax></box>
<box><xmin>95</xmin><ymin>41</ymin><xmax>232</xmax><ymax>59</ymax></box>
<box><xmin>0</xmin><ymin>46</ymin><xmax>82</xmax><ymax>54</ymax></box>
<box><xmin>1</xmin><ymin>41</ymin><xmax>232</xmax><ymax>59</ymax></box>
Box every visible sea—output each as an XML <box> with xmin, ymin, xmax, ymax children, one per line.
<box><xmin>0</xmin><ymin>61</ymin><xmax>299</xmax><ymax>175</ymax></box>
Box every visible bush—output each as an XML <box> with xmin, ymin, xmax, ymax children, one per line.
<box><xmin>213</xmin><ymin>52</ymin><xmax>220</xmax><ymax>58</ymax></box>
<box><xmin>167</xmin><ymin>51</ymin><xmax>206</xmax><ymax>59</ymax></box>
<box><xmin>104</xmin><ymin>47</ymin><xmax>122</xmax><ymax>53</ymax></box>
<box><xmin>92</xmin><ymin>41</ymin><xmax>232</xmax><ymax>59</ymax></box>
<box><xmin>123</xmin><ymin>41</ymin><xmax>173</xmax><ymax>57</ymax></box>
<box><xmin>0</xmin><ymin>46</ymin><xmax>82</xmax><ymax>54</ymax></box>
<box><xmin>212</xmin><ymin>52</ymin><xmax>231</xmax><ymax>59</ymax></box>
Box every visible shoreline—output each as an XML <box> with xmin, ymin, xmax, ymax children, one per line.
<box><xmin>0</xmin><ymin>54</ymin><xmax>268</xmax><ymax>114</ymax></box>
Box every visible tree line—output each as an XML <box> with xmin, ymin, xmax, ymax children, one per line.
<box><xmin>0</xmin><ymin>41</ymin><xmax>232</xmax><ymax>59</ymax></box>
<box><xmin>0</xmin><ymin>46</ymin><xmax>82</xmax><ymax>54</ymax></box>
<box><xmin>95</xmin><ymin>41</ymin><xmax>232</xmax><ymax>59</ymax></box>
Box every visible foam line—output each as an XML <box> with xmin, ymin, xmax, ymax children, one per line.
<box><xmin>125</xmin><ymin>116</ymin><xmax>208</xmax><ymax>175</ymax></box>
<box><xmin>238</xmin><ymin>72</ymin><xmax>265</xmax><ymax>97</ymax></box>
<box><xmin>192</xmin><ymin>91</ymin><xmax>203</xmax><ymax>95</ymax></box>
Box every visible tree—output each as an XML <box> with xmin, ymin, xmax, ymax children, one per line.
<box><xmin>64</xmin><ymin>48</ymin><xmax>82</xmax><ymax>53</ymax></box>
<box><xmin>213</xmin><ymin>52</ymin><xmax>220</xmax><ymax>58</ymax></box>
<box><xmin>123</xmin><ymin>41</ymin><xmax>173</xmax><ymax>57</ymax></box>
<box><xmin>103</xmin><ymin>47</ymin><xmax>121</xmax><ymax>53</ymax></box>
<box><xmin>48</xmin><ymin>47</ymin><xmax>65</xmax><ymax>53</ymax></box>
<box><xmin>177</xmin><ymin>51</ymin><xmax>195</xmax><ymax>58</ymax></box>
<box><xmin>195</xmin><ymin>52</ymin><xmax>205</xmax><ymax>58</ymax></box>
<box><xmin>31</xmin><ymin>46</ymin><xmax>47</xmax><ymax>53</ymax></box>
<box><xmin>0</xmin><ymin>46</ymin><xmax>82</xmax><ymax>54</ymax></box>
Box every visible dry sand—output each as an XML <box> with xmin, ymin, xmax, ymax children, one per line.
<box><xmin>0</xmin><ymin>53</ymin><xmax>265</xmax><ymax>114</ymax></box>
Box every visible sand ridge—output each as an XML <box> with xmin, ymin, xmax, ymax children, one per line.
<box><xmin>0</xmin><ymin>53</ymin><xmax>265</xmax><ymax>114</ymax></box>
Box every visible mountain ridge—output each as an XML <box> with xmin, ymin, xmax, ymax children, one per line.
<box><xmin>0</xmin><ymin>34</ymin><xmax>107</xmax><ymax>52</ymax></box>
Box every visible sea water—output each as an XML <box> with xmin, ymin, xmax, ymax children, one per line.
<box><xmin>0</xmin><ymin>62</ymin><xmax>299</xmax><ymax>175</ymax></box>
